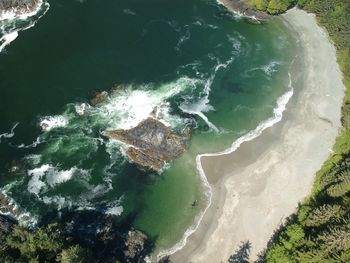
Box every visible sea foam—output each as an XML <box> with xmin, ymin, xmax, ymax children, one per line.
<box><xmin>0</xmin><ymin>122</ymin><xmax>19</xmax><ymax>143</ymax></box>
<box><xmin>93</xmin><ymin>77</ymin><xmax>195</xmax><ymax>130</ymax></box>
<box><xmin>27</xmin><ymin>165</ymin><xmax>83</xmax><ymax>196</ymax></box>
<box><xmin>39</xmin><ymin>115</ymin><xmax>68</xmax><ymax>131</ymax></box>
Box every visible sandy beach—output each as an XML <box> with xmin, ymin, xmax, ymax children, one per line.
<box><xmin>170</xmin><ymin>8</ymin><xmax>344</xmax><ymax>263</ymax></box>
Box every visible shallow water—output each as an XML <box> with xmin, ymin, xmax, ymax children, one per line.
<box><xmin>0</xmin><ymin>0</ymin><xmax>296</xmax><ymax>255</ymax></box>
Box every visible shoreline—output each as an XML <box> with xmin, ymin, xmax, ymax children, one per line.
<box><xmin>170</xmin><ymin>8</ymin><xmax>344</xmax><ymax>262</ymax></box>
<box><xmin>216</xmin><ymin>0</ymin><xmax>270</xmax><ymax>21</ymax></box>
<box><xmin>0</xmin><ymin>0</ymin><xmax>49</xmax><ymax>53</ymax></box>
<box><xmin>0</xmin><ymin>0</ymin><xmax>43</xmax><ymax>21</ymax></box>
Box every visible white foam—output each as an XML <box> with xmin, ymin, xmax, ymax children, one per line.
<box><xmin>24</xmin><ymin>154</ymin><xmax>42</xmax><ymax>165</ymax></box>
<box><xmin>14</xmin><ymin>137</ymin><xmax>42</xmax><ymax>149</ymax></box>
<box><xmin>75</xmin><ymin>103</ymin><xmax>91</xmax><ymax>115</ymax></box>
<box><xmin>46</xmin><ymin>167</ymin><xmax>77</xmax><ymax>187</ymax></box>
<box><xmin>179</xmin><ymin>57</ymin><xmax>235</xmax><ymax>133</ymax></box>
<box><xmin>0</xmin><ymin>122</ymin><xmax>19</xmax><ymax>143</ymax></box>
<box><xmin>0</xmin><ymin>31</ymin><xmax>18</xmax><ymax>52</ymax></box>
<box><xmin>42</xmin><ymin>195</ymin><xmax>72</xmax><ymax>210</ymax></box>
<box><xmin>27</xmin><ymin>165</ymin><xmax>82</xmax><ymax>196</ymax></box>
<box><xmin>105</xmin><ymin>205</ymin><xmax>123</xmax><ymax>216</ymax></box>
<box><xmin>27</xmin><ymin>164</ymin><xmax>51</xmax><ymax>196</ymax></box>
<box><xmin>39</xmin><ymin>115</ymin><xmax>68</xmax><ymax>131</ymax></box>
<box><xmin>180</xmin><ymin>106</ymin><xmax>218</xmax><ymax>132</ymax></box>
<box><xmin>157</xmin><ymin>73</ymin><xmax>294</xmax><ymax>260</ymax></box>
<box><xmin>176</xmin><ymin>27</ymin><xmax>191</xmax><ymax>51</ymax></box>
<box><xmin>94</xmin><ymin>77</ymin><xmax>195</xmax><ymax>130</ymax></box>
<box><xmin>243</xmin><ymin>61</ymin><xmax>281</xmax><ymax>78</ymax></box>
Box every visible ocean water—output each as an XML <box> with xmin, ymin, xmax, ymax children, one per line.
<box><xmin>0</xmin><ymin>0</ymin><xmax>297</xmax><ymax>257</ymax></box>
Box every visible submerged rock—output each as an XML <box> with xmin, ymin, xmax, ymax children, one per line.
<box><xmin>90</xmin><ymin>91</ymin><xmax>109</xmax><ymax>106</ymax></box>
<box><xmin>6</xmin><ymin>159</ymin><xmax>25</xmax><ymax>176</ymax></box>
<box><xmin>103</xmin><ymin>117</ymin><xmax>189</xmax><ymax>171</ymax></box>
<box><xmin>89</xmin><ymin>84</ymin><xmax>126</xmax><ymax>106</ymax></box>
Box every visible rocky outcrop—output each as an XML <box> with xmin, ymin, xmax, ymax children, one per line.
<box><xmin>0</xmin><ymin>193</ymin><xmax>28</xmax><ymax>221</ymax></box>
<box><xmin>90</xmin><ymin>91</ymin><xmax>109</xmax><ymax>106</ymax></box>
<box><xmin>90</xmin><ymin>84</ymin><xmax>126</xmax><ymax>106</ymax></box>
<box><xmin>218</xmin><ymin>0</ymin><xmax>270</xmax><ymax>21</ymax></box>
<box><xmin>103</xmin><ymin>118</ymin><xmax>190</xmax><ymax>171</ymax></box>
<box><xmin>0</xmin><ymin>0</ymin><xmax>42</xmax><ymax>16</ymax></box>
<box><xmin>124</xmin><ymin>229</ymin><xmax>148</xmax><ymax>262</ymax></box>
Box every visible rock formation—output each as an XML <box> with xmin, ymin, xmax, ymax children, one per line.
<box><xmin>124</xmin><ymin>229</ymin><xmax>148</xmax><ymax>262</ymax></box>
<box><xmin>90</xmin><ymin>91</ymin><xmax>109</xmax><ymax>106</ymax></box>
<box><xmin>0</xmin><ymin>0</ymin><xmax>41</xmax><ymax>16</ymax></box>
<box><xmin>90</xmin><ymin>84</ymin><xmax>126</xmax><ymax>106</ymax></box>
<box><xmin>103</xmin><ymin>117</ymin><xmax>190</xmax><ymax>171</ymax></box>
<box><xmin>0</xmin><ymin>193</ymin><xmax>28</xmax><ymax>221</ymax></box>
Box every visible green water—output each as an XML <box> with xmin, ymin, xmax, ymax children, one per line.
<box><xmin>0</xmin><ymin>0</ymin><xmax>297</xmax><ymax>255</ymax></box>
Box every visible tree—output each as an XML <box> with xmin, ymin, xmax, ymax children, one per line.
<box><xmin>303</xmin><ymin>204</ymin><xmax>345</xmax><ymax>227</ymax></box>
<box><xmin>228</xmin><ymin>241</ymin><xmax>251</xmax><ymax>263</ymax></box>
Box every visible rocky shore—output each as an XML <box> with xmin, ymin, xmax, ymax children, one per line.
<box><xmin>0</xmin><ymin>0</ymin><xmax>42</xmax><ymax>18</ymax></box>
<box><xmin>218</xmin><ymin>0</ymin><xmax>270</xmax><ymax>21</ymax></box>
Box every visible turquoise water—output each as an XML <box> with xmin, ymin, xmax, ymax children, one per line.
<box><xmin>0</xmin><ymin>0</ymin><xmax>296</xmax><ymax>255</ymax></box>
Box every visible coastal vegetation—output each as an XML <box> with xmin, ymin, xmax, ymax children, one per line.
<box><xmin>1</xmin><ymin>0</ymin><xmax>350</xmax><ymax>262</ymax></box>
<box><xmin>245</xmin><ymin>0</ymin><xmax>296</xmax><ymax>14</ymax></box>
<box><xmin>262</xmin><ymin>0</ymin><xmax>350</xmax><ymax>262</ymax></box>
<box><xmin>0</xmin><ymin>223</ymin><xmax>88</xmax><ymax>263</ymax></box>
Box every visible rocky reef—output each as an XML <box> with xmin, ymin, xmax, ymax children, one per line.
<box><xmin>0</xmin><ymin>0</ymin><xmax>42</xmax><ymax>17</ymax></box>
<box><xmin>103</xmin><ymin>117</ymin><xmax>190</xmax><ymax>171</ymax></box>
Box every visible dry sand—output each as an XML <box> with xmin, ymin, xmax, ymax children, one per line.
<box><xmin>170</xmin><ymin>8</ymin><xmax>344</xmax><ymax>263</ymax></box>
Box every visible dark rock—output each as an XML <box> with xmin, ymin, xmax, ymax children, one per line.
<box><xmin>90</xmin><ymin>91</ymin><xmax>109</xmax><ymax>106</ymax></box>
<box><xmin>90</xmin><ymin>84</ymin><xmax>126</xmax><ymax>107</ymax></box>
<box><xmin>0</xmin><ymin>214</ymin><xmax>16</xmax><ymax>233</ymax></box>
<box><xmin>6</xmin><ymin>160</ymin><xmax>25</xmax><ymax>176</ymax></box>
<box><xmin>103</xmin><ymin>118</ymin><xmax>190</xmax><ymax>171</ymax></box>
<box><xmin>124</xmin><ymin>229</ymin><xmax>148</xmax><ymax>262</ymax></box>
<box><xmin>110</xmin><ymin>83</ymin><xmax>127</xmax><ymax>94</ymax></box>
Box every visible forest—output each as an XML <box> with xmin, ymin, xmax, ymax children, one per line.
<box><xmin>263</xmin><ymin>0</ymin><xmax>350</xmax><ymax>262</ymax></box>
